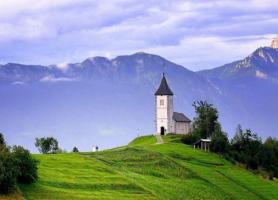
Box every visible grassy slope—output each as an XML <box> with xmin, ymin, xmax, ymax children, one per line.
<box><xmin>2</xmin><ymin>135</ymin><xmax>278</xmax><ymax>200</ymax></box>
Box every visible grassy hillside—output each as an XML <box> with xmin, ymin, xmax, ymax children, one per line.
<box><xmin>2</xmin><ymin>135</ymin><xmax>278</xmax><ymax>200</ymax></box>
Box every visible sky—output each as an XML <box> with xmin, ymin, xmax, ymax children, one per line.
<box><xmin>0</xmin><ymin>0</ymin><xmax>278</xmax><ymax>70</ymax></box>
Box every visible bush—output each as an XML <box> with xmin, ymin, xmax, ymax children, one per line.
<box><xmin>181</xmin><ymin>133</ymin><xmax>198</xmax><ymax>145</ymax></box>
<box><xmin>72</xmin><ymin>147</ymin><xmax>79</xmax><ymax>153</ymax></box>
<box><xmin>0</xmin><ymin>147</ymin><xmax>18</xmax><ymax>194</ymax></box>
<box><xmin>12</xmin><ymin>146</ymin><xmax>38</xmax><ymax>184</ymax></box>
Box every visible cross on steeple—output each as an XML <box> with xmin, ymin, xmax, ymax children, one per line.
<box><xmin>162</xmin><ymin>62</ymin><xmax>166</xmax><ymax>76</ymax></box>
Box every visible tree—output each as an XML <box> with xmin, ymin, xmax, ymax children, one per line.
<box><xmin>231</xmin><ymin>126</ymin><xmax>260</xmax><ymax>153</ymax></box>
<box><xmin>230</xmin><ymin>126</ymin><xmax>262</xmax><ymax>170</ymax></box>
<box><xmin>192</xmin><ymin>101</ymin><xmax>221</xmax><ymax>139</ymax></box>
<box><xmin>35</xmin><ymin>137</ymin><xmax>59</xmax><ymax>154</ymax></box>
<box><xmin>259</xmin><ymin>137</ymin><xmax>278</xmax><ymax>178</ymax></box>
<box><xmin>210</xmin><ymin>124</ymin><xmax>229</xmax><ymax>154</ymax></box>
<box><xmin>0</xmin><ymin>146</ymin><xmax>18</xmax><ymax>194</ymax></box>
<box><xmin>0</xmin><ymin>133</ymin><xmax>38</xmax><ymax>194</ymax></box>
<box><xmin>12</xmin><ymin>146</ymin><xmax>38</xmax><ymax>184</ymax></box>
<box><xmin>231</xmin><ymin>124</ymin><xmax>244</xmax><ymax>145</ymax></box>
<box><xmin>72</xmin><ymin>146</ymin><xmax>79</xmax><ymax>153</ymax></box>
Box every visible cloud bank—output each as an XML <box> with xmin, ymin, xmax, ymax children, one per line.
<box><xmin>0</xmin><ymin>0</ymin><xmax>278</xmax><ymax>70</ymax></box>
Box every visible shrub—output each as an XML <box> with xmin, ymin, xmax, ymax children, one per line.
<box><xmin>72</xmin><ymin>147</ymin><xmax>79</xmax><ymax>153</ymax></box>
<box><xmin>0</xmin><ymin>147</ymin><xmax>18</xmax><ymax>194</ymax></box>
<box><xmin>12</xmin><ymin>146</ymin><xmax>38</xmax><ymax>184</ymax></box>
<box><xmin>181</xmin><ymin>133</ymin><xmax>198</xmax><ymax>145</ymax></box>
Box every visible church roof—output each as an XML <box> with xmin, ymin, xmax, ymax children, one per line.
<box><xmin>155</xmin><ymin>73</ymin><xmax>173</xmax><ymax>96</ymax></box>
<box><xmin>173</xmin><ymin>112</ymin><xmax>191</xmax><ymax>122</ymax></box>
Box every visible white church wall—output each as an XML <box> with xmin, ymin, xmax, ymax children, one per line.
<box><xmin>156</xmin><ymin>95</ymin><xmax>173</xmax><ymax>134</ymax></box>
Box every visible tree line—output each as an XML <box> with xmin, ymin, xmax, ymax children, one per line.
<box><xmin>35</xmin><ymin>137</ymin><xmax>79</xmax><ymax>153</ymax></box>
<box><xmin>182</xmin><ymin>101</ymin><xmax>278</xmax><ymax>179</ymax></box>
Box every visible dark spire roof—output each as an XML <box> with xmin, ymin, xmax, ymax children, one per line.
<box><xmin>155</xmin><ymin>73</ymin><xmax>173</xmax><ymax>96</ymax></box>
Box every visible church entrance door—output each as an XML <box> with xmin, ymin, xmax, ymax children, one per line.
<box><xmin>160</xmin><ymin>127</ymin><xmax>165</xmax><ymax>135</ymax></box>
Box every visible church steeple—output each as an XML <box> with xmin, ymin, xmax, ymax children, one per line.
<box><xmin>155</xmin><ymin>73</ymin><xmax>173</xmax><ymax>96</ymax></box>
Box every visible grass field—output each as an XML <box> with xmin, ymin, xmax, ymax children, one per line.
<box><xmin>1</xmin><ymin>135</ymin><xmax>278</xmax><ymax>200</ymax></box>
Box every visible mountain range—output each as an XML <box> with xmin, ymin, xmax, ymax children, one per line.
<box><xmin>1</xmin><ymin>47</ymin><xmax>277</xmax><ymax>151</ymax></box>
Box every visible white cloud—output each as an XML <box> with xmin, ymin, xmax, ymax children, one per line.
<box><xmin>56</xmin><ymin>63</ymin><xmax>69</xmax><ymax>71</ymax></box>
<box><xmin>0</xmin><ymin>0</ymin><xmax>278</xmax><ymax>69</ymax></box>
<box><xmin>12</xmin><ymin>81</ymin><xmax>25</xmax><ymax>85</ymax></box>
<box><xmin>256</xmin><ymin>70</ymin><xmax>267</xmax><ymax>79</ymax></box>
<box><xmin>40</xmin><ymin>75</ymin><xmax>75</xmax><ymax>82</ymax></box>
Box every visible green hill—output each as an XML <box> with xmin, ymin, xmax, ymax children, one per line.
<box><xmin>2</xmin><ymin>135</ymin><xmax>278</xmax><ymax>200</ymax></box>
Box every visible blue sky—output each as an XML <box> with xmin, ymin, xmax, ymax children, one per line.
<box><xmin>0</xmin><ymin>0</ymin><xmax>278</xmax><ymax>70</ymax></box>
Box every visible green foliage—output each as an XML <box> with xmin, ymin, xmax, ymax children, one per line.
<box><xmin>192</xmin><ymin>101</ymin><xmax>220</xmax><ymax>139</ymax></box>
<box><xmin>259</xmin><ymin>137</ymin><xmax>278</xmax><ymax>178</ymax></box>
<box><xmin>0</xmin><ymin>134</ymin><xmax>38</xmax><ymax>195</ymax></box>
<box><xmin>12</xmin><ymin>146</ymin><xmax>38</xmax><ymax>184</ymax></box>
<box><xmin>228</xmin><ymin>125</ymin><xmax>278</xmax><ymax>178</ymax></box>
<box><xmin>35</xmin><ymin>137</ymin><xmax>59</xmax><ymax>154</ymax></box>
<box><xmin>190</xmin><ymin>101</ymin><xmax>230</xmax><ymax>154</ymax></box>
<box><xmin>72</xmin><ymin>147</ymin><xmax>79</xmax><ymax>153</ymax></box>
<box><xmin>181</xmin><ymin>133</ymin><xmax>198</xmax><ymax>145</ymax></box>
<box><xmin>0</xmin><ymin>147</ymin><xmax>18</xmax><ymax>194</ymax></box>
<box><xmin>230</xmin><ymin>126</ymin><xmax>262</xmax><ymax>170</ymax></box>
<box><xmin>210</xmin><ymin>124</ymin><xmax>229</xmax><ymax>154</ymax></box>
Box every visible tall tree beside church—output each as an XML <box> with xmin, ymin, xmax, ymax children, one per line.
<box><xmin>191</xmin><ymin>101</ymin><xmax>220</xmax><ymax>139</ymax></box>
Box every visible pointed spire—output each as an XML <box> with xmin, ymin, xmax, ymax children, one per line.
<box><xmin>155</xmin><ymin>73</ymin><xmax>173</xmax><ymax>96</ymax></box>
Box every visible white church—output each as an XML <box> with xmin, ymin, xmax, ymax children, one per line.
<box><xmin>155</xmin><ymin>73</ymin><xmax>191</xmax><ymax>135</ymax></box>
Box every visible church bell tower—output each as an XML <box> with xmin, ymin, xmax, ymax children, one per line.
<box><xmin>155</xmin><ymin>73</ymin><xmax>174</xmax><ymax>135</ymax></box>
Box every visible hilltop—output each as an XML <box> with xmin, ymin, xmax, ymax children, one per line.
<box><xmin>2</xmin><ymin>135</ymin><xmax>278</xmax><ymax>200</ymax></box>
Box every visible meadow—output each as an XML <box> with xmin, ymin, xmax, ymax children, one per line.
<box><xmin>1</xmin><ymin>135</ymin><xmax>278</xmax><ymax>200</ymax></box>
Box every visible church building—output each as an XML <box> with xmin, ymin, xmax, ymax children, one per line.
<box><xmin>155</xmin><ymin>73</ymin><xmax>191</xmax><ymax>135</ymax></box>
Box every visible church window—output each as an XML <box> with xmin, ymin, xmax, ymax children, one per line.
<box><xmin>160</xmin><ymin>99</ymin><xmax>164</xmax><ymax>106</ymax></box>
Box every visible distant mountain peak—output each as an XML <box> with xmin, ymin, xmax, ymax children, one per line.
<box><xmin>198</xmin><ymin>46</ymin><xmax>278</xmax><ymax>80</ymax></box>
<box><xmin>236</xmin><ymin>47</ymin><xmax>277</xmax><ymax>69</ymax></box>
